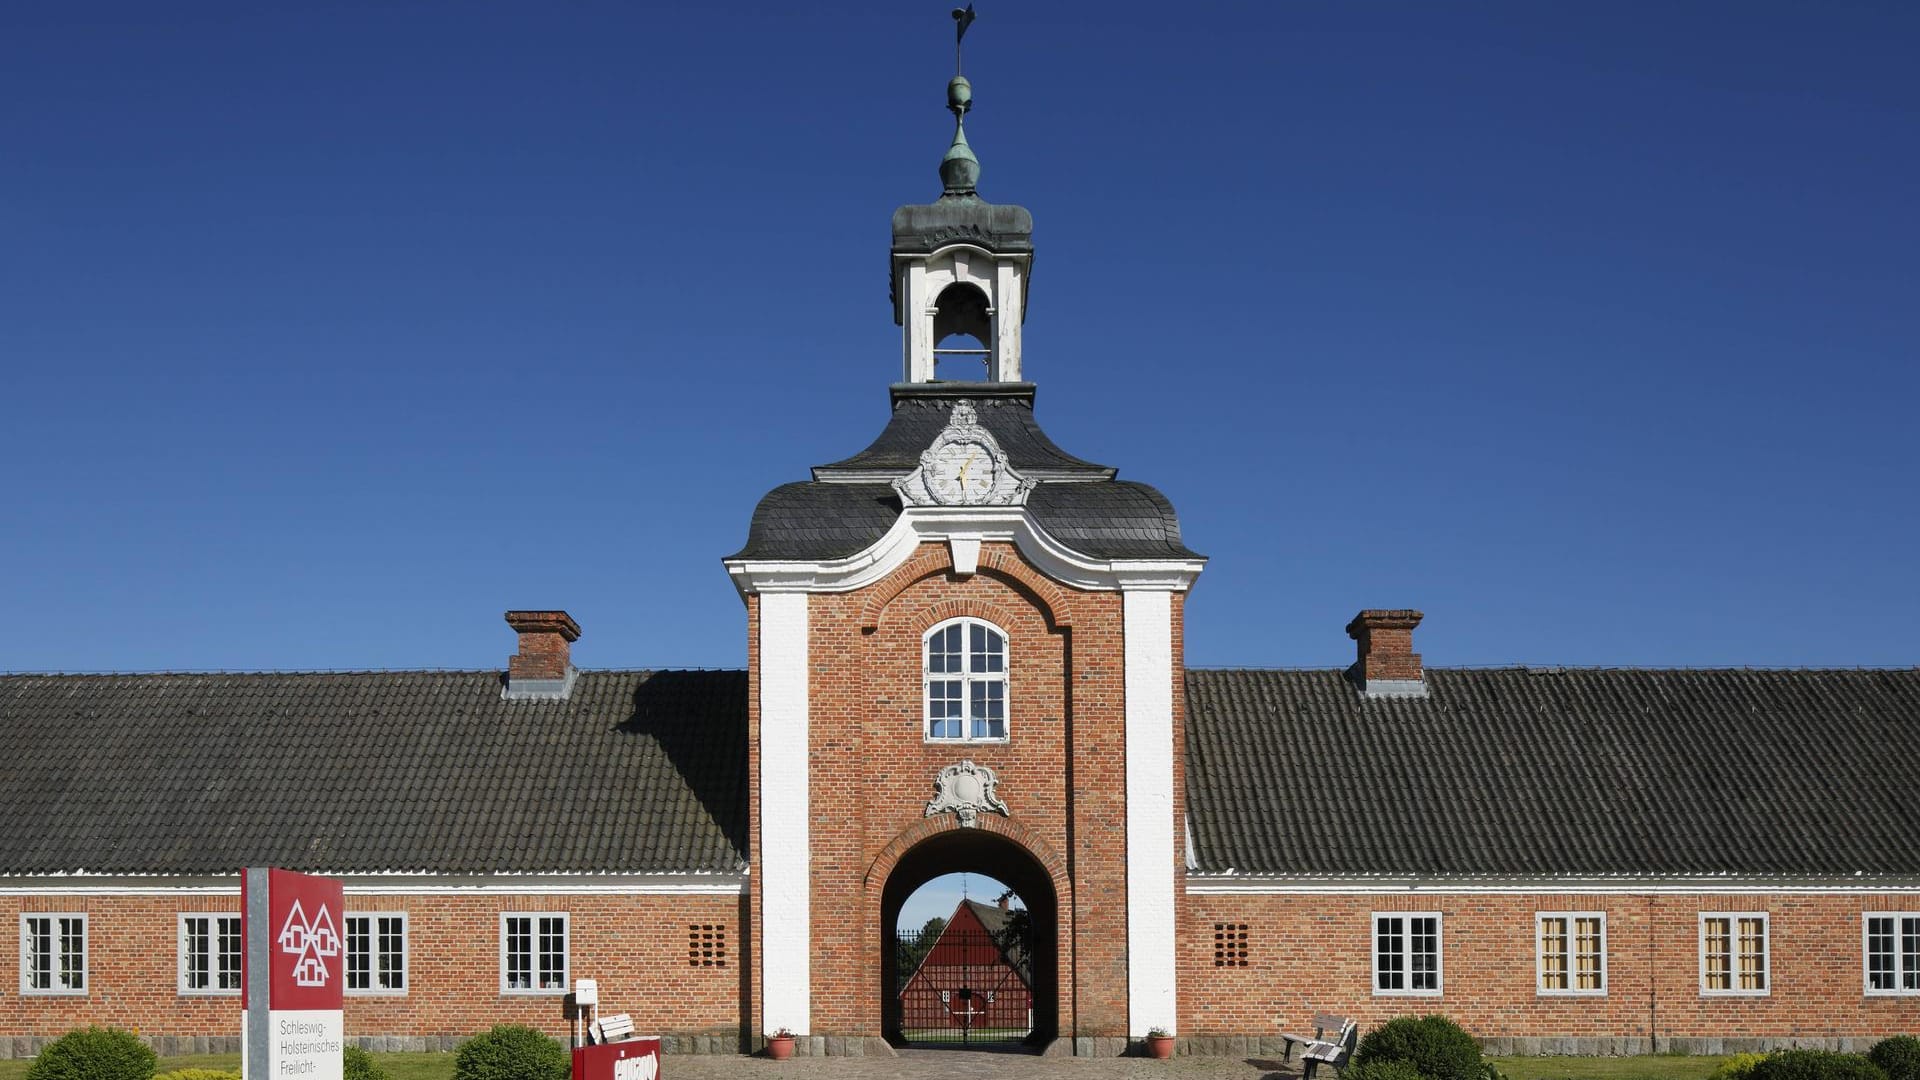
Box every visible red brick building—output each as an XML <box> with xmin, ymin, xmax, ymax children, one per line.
<box><xmin>3</xmin><ymin>45</ymin><xmax>1918</xmax><ymax>1063</ymax></box>
<box><xmin>897</xmin><ymin>900</ymin><xmax>1032</xmax><ymax>1035</ymax></box>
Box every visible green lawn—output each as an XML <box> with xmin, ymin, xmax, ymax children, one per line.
<box><xmin>0</xmin><ymin>1051</ymin><xmax>458</xmax><ymax>1080</ymax></box>
<box><xmin>1492</xmin><ymin>1055</ymin><xmax>1728</xmax><ymax>1080</ymax></box>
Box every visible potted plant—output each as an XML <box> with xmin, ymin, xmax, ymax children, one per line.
<box><xmin>766</xmin><ymin>1027</ymin><xmax>797</xmax><ymax>1060</ymax></box>
<box><xmin>1146</xmin><ymin>1026</ymin><xmax>1175</xmax><ymax>1059</ymax></box>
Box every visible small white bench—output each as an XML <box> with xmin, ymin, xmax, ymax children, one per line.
<box><xmin>1280</xmin><ymin>1013</ymin><xmax>1357</xmax><ymax>1079</ymax></box>
<box><xmin>590</xmin><ymin>1013</ymin><xmax>636</xmax><ymax>1044</ymax></box>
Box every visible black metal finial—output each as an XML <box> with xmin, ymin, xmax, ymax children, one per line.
<box><xmin>953</xmin><ymin>4</ymin><xmax>976</xmax><ymax>75</ymax></box>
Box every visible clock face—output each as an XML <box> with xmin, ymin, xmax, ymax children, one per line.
<box><xmin>929</xmin><ymin>440</ymin><xmax>997</xmax><ymax>505</ymax></box>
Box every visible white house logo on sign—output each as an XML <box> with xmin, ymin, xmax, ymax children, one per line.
<box><xmin>244</xmin><ymin>868</ymin><xmax>345</xmax><ymax>1080</ymax></box>
<box><xmin>277</xmin><ymin>899</ymin><xmax>340</xmax><ymax>987</ymax></box>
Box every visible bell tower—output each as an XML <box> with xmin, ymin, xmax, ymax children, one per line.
<box><xmin>892</xmin><ymin>10</ymin><xmax>1031</xmax><ymax>384</ymax></box>
<box><xmin>726</xmin><ymin>9</ymin><xmax>1204</xmax><ymax>1055</ymax></box>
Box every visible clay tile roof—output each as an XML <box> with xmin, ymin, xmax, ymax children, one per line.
<box><xmin>1184</xmin><ymin>667</ymin><xmax>1920</xmax><ymax>879</ymax></box>
<box><xmin>0</xmin><ymin>669</ymin><xmax>747</xmax><ymax>876</ymax></box>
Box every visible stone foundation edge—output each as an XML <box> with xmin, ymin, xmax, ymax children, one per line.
<box><xmin>0</xmin><ymin>1032</ymin><xmax>1899</xmax><ymax>1059</ymax></box>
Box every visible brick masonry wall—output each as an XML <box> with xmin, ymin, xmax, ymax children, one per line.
<box><xmin>1</xmin><ymin>891</ymin><xmax>744</xmax><ymax>1048</ymax></box>
<box><xmin>1180</xmin><ymin>891</ymin><xmax>1920</xmax><ymax>1050</ymax></box>
<box><xmin>777</xmin><ymin>540</ymin><xmax>1169</xmax><ymax>1044</ymax></box>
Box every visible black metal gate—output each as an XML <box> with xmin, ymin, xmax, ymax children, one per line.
<box><xmin>893</xmin><ymin>919</ymin><xmax>1033</xmax><ymax>1046</ymax></box>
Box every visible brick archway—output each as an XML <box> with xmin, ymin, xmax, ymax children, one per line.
<box><xmin>859</xmin><ymin>542</ymin><xmax>1076</xmax><ymax>632</ymax></box>
<box><xmin>865</xmin><ymin>813</ymin><xmax>1069</xmax><ymax>892</ymax></box>
<box><xmin>873</xmin><ymin>819</ymin><xmax>1068</xmax><ymax>1049</ymax></box>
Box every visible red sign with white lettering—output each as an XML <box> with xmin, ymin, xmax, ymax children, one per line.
<box><xmin>572</xmin><ymin>1038</ymin><xmax>661</xmax><ymax>1080</ymax></box>
<box><xmin>241</xmin><ymin>868</ymin><xmax>346</xmax><ymax>1011</ymax></box>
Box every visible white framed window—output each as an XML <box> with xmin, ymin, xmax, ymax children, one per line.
<box><xmin>1701</xmin><ymin>912</ymin><xmax>1769</xmax><ymax>995</ymax></box>
<box><xmin>1373</xmin><ymin>912</ymin><xmax>1441</xmax><ymax>995</ymax></box>
<box><xmin>345</xmin><ymin>913</ymin><xmax>409</xmax><ymax>995</ymax></box>
<box><xmin>177</xmin><ymin>914</ymin><xmax>243</xmax><ymax>995</ymax></box>
<box><xmin>1537</xmin><ymin>911</ymin><xmax>1606</xmax><ymax>995</ymax></box>
<box><xmin>500</xmin><ymin>913</ymin><xmax>568</xmax><ymax>994</ymax></box>
<box><xmin>20</xmin><ymin>913</ymin><xmax>88</xmax><ymax>995</ymax></box>
<box><xmin>1864</xmin><ymin>913</ymin><xmax>1920</xmax><ymax>995</ymax></box>
<box><xmin>924</xmin><ymin>617</ymin><xmax>1008</xmax><ymax>742</ymax></box>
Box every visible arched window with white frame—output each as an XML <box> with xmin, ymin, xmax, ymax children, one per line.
<box><xmin>924</xmin><ymin>617</ymin><xmax>1008</xmax><ymax>742</ymax></box>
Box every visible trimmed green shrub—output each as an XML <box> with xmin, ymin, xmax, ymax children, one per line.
<box><xmin>25</xmin><ymin>1026</ymin><xmax>158</xmax><ymax>1080</ymax></box>
<box><xmin>1713</xmin><ymin>1052</ymin><xmax>1773</xmax><ymax>1080</ymax></box>
<box><xmin>1352</xmin><ymin>1015</ymin><xmax>1485</xmax><ymax>1080</ymax></box>
<box><xmin>344</xmin><ymin>1046</ymin><xmax>392</xmax><ymax>1080</ymax></box>
<box><xmin>1749</xmin><ymin>1050</ymin><xmax>1887</xmax><ymax>1080</ymax></box>
<box><xmin>453</xmin><ymin>1024</ymin><xmax>568</xmax><ymax>1080</ymax></box>
<box><xmin>1345</xmin><ymin>1060</ymin><xmax>1429</xmax><ymax>1080</ymax></box>
<box><xmin>154</xmin><ymin>1070</ymin><xmax>241</xmax><ymax>1080</ymax></box>
<box><xmin>1871</xmin><ymin>1037</ymin><xmax>1920</xmax><ymax>1080</ymax></box>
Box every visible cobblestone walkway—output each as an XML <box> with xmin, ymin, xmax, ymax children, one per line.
<box><xmin>665</xmin><ymin>1050</ymin><xmax>1296</xmax><ymax>1080</ymax></box>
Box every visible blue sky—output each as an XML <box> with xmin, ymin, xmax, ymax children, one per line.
<box><xmin>3</xmin><ymin>1</ymin><xmax>1916</xmax><ymax>674</ymax></box>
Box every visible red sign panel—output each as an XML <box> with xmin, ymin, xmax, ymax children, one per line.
<box><xmin>573</xmin><ymin>1039</ymin><xmax>661</xmax><ymax>1080</ymax></box>
<box><xmin>241</xmin><ymin>868</ymin><xmax>346</xmax><ymax>1011</ymax></box>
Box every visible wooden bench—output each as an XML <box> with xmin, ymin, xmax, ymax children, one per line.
<box><xmin>590</xmin><ymin>1013</ymin><xmax>635</xmax><ymax>1044</ymax></box>
<box><xmin>1279</xmin><ymin>1013</ymin><xmax>1357</xmax><ymax>1079</ymax></box>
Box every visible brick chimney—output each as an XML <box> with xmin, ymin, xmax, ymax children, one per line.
<box><xmin>1346</xmin><ymin>609</ymin><xmax>1426</xmax><ymax>698</ymax></box>
<box><xmin>503</xmin><ymin>610</ymin><xmax>580</xmax><ymax>701</ymax></box>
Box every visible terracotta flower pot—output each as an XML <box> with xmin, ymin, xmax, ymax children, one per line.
<box><xmin>767</xmin><ymin>1034</ymin><xmax>796</xmax><ymax>1060</ymax></box>
<box><xmin>1147</xmin><ymin>1034</ymin><xmax>1175</xmax><ymax>1059</ymax></box>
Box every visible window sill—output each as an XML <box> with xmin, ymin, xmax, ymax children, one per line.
<box><xmin>177</xmin><ymin>988</ymin><xmax>242</xmax><ymax>997</ymax></box>
<box><xmin>1536</xmin><ymin>989</ymin><xmax>1607</xmax><ymax>998</ymax></box>
<box><xmin>925</xmin><ymin>736</ymin><xmax>1010</xmax><ymax>746</ymax></box>
<box><xmin>346</xmin><ymin>989</ymin><xmax>409</xmax><ymax>997</ymax></box>
<box><xmin>1371</xmin><ymin>989</ymin><xmax>1442</xmax><ymax>998</ymax></box>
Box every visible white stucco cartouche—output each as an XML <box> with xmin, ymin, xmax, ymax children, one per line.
<box><xmin>1124</xmin><ymin>588</ymin><xmax>1177</xmax><ymax>1037</ymax></box>
<box><xmin>759</xmin><ymin>592</ymin><xmax>811</xmax><ymax>1035</ymax></box>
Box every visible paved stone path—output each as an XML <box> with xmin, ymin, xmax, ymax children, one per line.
<box><xmin>665</xmin><ymin>1050</ymin><xmax>1297</xmax><ymax>1080</ymax></box>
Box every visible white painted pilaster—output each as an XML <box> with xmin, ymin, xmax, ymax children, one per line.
<box><xmin>994</xmin><ymin>258</ymin><xmax>1022</xmax><ymax>382</ymax></box>
<box><xmin>905</xmin><ymin>263</ymin><xmax>932</xmax><ymax>382</ymax></box>
<box><xmin>1124</xmin><ymin>588</ymin><xmax>1177</xmax><ymax>1037</ymax></box>
<box><xmin>759</xmin><ymin>592</ymin><xmax>811</xmax><ymax>1035</ymax></box>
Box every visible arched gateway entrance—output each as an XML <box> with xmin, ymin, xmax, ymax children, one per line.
<box><xmin>879</xmin><ymin>829</ymin><xmax>1059</xmax><ymax>1050</ymax></box>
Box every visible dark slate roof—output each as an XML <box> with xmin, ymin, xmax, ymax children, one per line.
<box><xmin>729</xmin><ymin>479</ymin><xmax>1198</xmax><ymax>562</ymax></box>
<box><xmin>813</xmin><ymin>384</ymin><xmax>1111</xmax><ymax>479</ymax></box>
<box><xmin>731</xmin><ymin>382</ymin><xmax>1198</xmax><ymax>562</ymax></box>
<box><xmin>730</xmin><ymin>482</ymin><xmax>900</xmax><ymax>561</ymax></box>
<box><xmin>0</xmin><ymin>669</ymin><xmax>747</xmax><ymax>876</ymax></box>
<box><xmin>1185</xmin><ymin>667</ymin><xmax>1920</xmax><ymax>879</ymax></box>
<box><xmin>1027</xmin><ymin>481</ymin><xmax>1196</xmax><ymax>560</ymax></box>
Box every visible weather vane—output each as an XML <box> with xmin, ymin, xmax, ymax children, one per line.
<box><xmin>953</xmin><ymin>4</ymin><xmax>976</xmax><ymax>76</ymax></box>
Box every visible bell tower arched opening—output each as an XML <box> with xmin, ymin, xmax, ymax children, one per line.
<box><xmin>879</xmin><ymin>828</ymin><xmax>1059</xmax><ymax>1051</ymax></box>
<box><xmin>932</xmin><ymin>281</ymin><xmax>993</xmax><ymax>381</ymax></box>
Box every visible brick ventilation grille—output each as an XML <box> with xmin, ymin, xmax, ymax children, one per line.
<box><xmin>688</xmin><ymin>924</ymin><xmax>728</xmax><ymax>968</ymax></box>
<box><xmin>1214</xmin><ymin>922</ymin><xmax>1250</xmax><ymax>968</ymax></box>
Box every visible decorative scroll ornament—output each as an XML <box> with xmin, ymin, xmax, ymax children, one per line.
<box><xmin>893</xmin><ymin>400</ymin><xmax>1036</xmax><ymax>508</ymax></box>
<box><xmin>924</xmin><ymin>760</ymin><xmax>1009</xmax><ymax>828</ymax></box>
